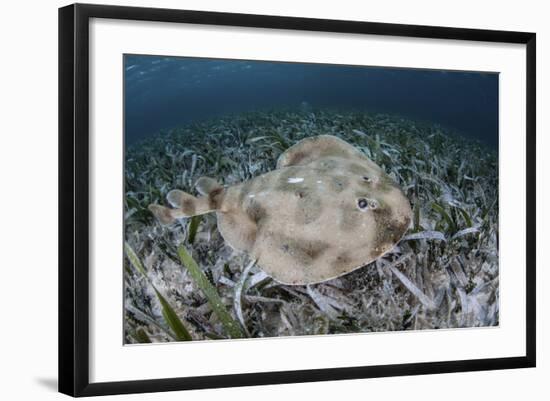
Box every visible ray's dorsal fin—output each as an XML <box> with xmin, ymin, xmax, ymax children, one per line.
<box><xmin>195</xmin><ymin>176</ymin><xmax>222</xmax><ymax>196</ymax></box>
<box><xmin>148</xmin><ymin>204</ymin><xmax>187</xmax><ymax>225</ymax></box>
<box><xmin>166</xmin><ymin>190</ymin><xmax>200</xmax><ymax>214</ymax></box>
<box><xmin>276</xmin><ymin>135</ymin><xmax>367</xmax><ymax>168</ymax></box>
<box><xmin>149</xmin><ymin>179</ymin><xmax>225</xmax><ymax>225</ymax></box>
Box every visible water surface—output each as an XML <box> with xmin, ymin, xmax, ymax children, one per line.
<box><xmin>124</xmin><ymin>55</ymin><xmax>498</xmax><ymax>148</ymax></box>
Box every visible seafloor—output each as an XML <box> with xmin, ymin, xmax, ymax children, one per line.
<box><xmin>124</xmin><ymin>109</ymin><xmax>499</xmax><ymax>343</ymax></box>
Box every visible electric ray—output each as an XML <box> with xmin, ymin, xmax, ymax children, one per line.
<box><xmin>149</xmin><ymin>135</ymin><xmax>412</xmax><ymax>285</ymax></box>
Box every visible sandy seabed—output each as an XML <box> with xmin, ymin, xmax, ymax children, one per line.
<box><xmin>123</xmin><ymin>109</ymin><xmax>499</xmax><ymax>343</ymax></box>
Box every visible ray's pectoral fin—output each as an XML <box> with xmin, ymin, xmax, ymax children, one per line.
<box><xmin>148</xmin><ymin>180</ymin><xmax>225</xmax><ymax>225</ymax></box>
<box><xmin>276</xmin><ymin>135</ymin><xmax>367</xmax><ymax>168</ymax></box>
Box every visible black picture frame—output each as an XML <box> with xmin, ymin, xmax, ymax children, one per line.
<box><xmin>58</xmin><ymin>3</ymin><xmax>536</xmax><ymax>397</ymax></box>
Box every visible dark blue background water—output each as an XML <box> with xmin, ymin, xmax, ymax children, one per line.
<box><xmin>124</xmin><ymin>55</ymin><xmax>498</xmax><ymax>148</ymax></box>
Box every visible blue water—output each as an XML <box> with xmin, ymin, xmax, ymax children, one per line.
<box><xmin>124</xmin><ymin>55</ymin><xmax>498</xmax><ymax>148</ymax></box>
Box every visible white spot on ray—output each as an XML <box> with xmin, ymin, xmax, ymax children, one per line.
<box><xmin>317</xmin><ymin>180</ymin><xmax>322</xmax><ymax>184</ymax></box>
<box><xmin>248</xmin><ymin>194</ymin><xmax>255</xmax><ymax>198</ymax></box>
<box><xmin>287</xmin><ymin>177</ymin><xmax>304</xmax><ymax>184</ymax></box>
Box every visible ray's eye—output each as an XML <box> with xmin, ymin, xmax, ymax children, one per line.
<box><xmin>357</xmin><ymin>197</ymin><xmax>379</xmax><ymax>211</ymax></box>
<box><xmin>362</xmin><ymin>176</ymin><xmax>372</xmax><ymax>183</ymax></box>
<box><xmin>357</xmin><ymin>198</ymin><xmax>369</xmax><ymax>211</ymax></box>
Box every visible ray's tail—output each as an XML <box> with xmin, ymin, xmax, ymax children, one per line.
<box><xmin>148</xmin><ymin>177</ymin><xmax>224</xmax><ymax>225</ymax></box>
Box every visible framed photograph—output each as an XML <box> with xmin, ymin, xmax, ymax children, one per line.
<box><xmin>58</xmin><ymin>3</ymin><xmax>536</xmax><ymax>397</ymax></box>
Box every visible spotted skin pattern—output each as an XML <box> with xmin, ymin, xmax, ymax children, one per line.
<box><xmin>149</xmin><ymin>135</ymin><xmax>412</xmax><ymax>285</ymax></box>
